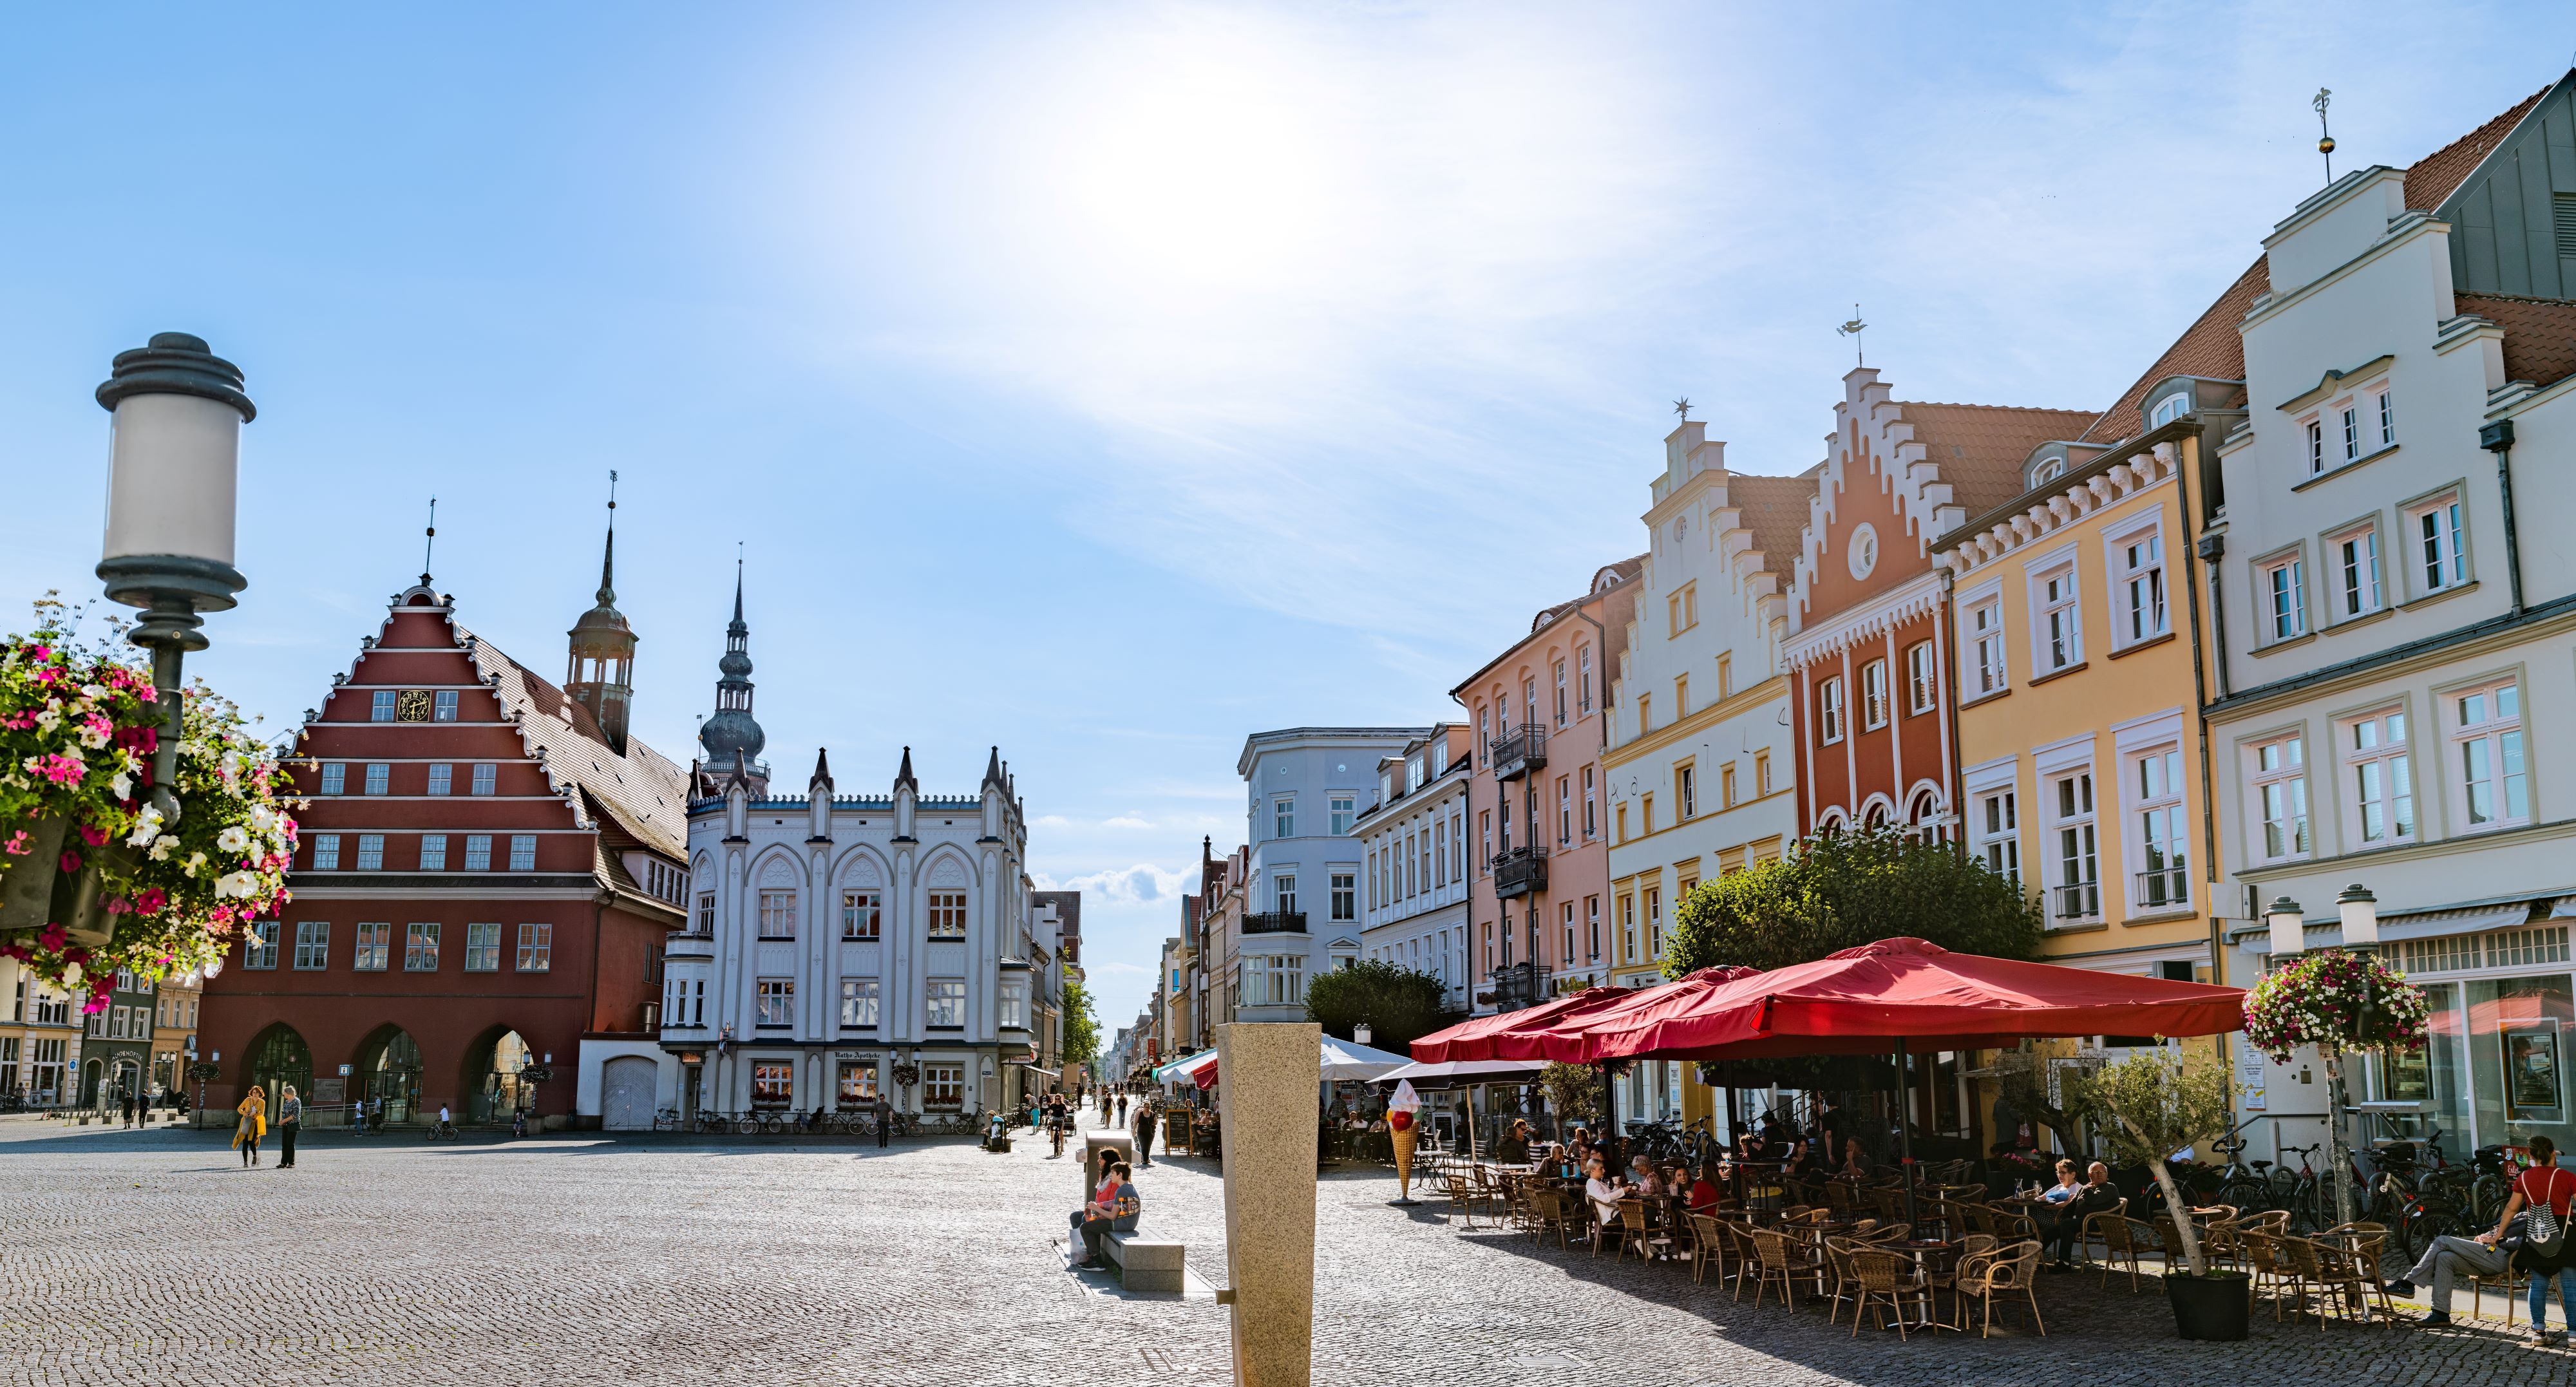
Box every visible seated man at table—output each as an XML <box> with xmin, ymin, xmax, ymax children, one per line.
<box><xmin>1584</xmin><ymin>1157</ymin><xmax>1631</xmax><ymax>1226</ymax></box>
<box><xmin>1497</xmin><ymin>1118</ymin><xmax>1533</xmax><ymax>1165</ymax></box>
<box><xmin>1837</xmin><ymin>1137</ymin><xmax>1871</xmax><ymax>1181</ymax></box>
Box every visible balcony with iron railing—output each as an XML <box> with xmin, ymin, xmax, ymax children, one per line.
<box><xmin>1493</xmin><ymin>844</ymin><xmax>1549</xmax><ymax>900</ymax></box>
<box><xmin>1488</xmin><ymin>723</ymin><xmax>1547</xmax><ymax>781</ymax></box>
<box><xmin>1242</xmin><ymin>910</ymin><xmax>1308</xmax><ymax>935</ymax></box>
<box><xmin>2135</xmin><ymin>863</ymin><xmax>2190</xmax><ymax>911</ymax></box>
<box><xmin>1491</xmin><ymin>961</ymin><xmax>1550</xmax><ymax>1011</ymax></box>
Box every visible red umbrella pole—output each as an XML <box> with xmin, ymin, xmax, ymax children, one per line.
<box><xmin>1895</xmin><ymin>1037</ymin><xmax>1918</xmax><ymax>1232</ymax></box>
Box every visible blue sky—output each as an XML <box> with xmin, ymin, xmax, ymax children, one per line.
<box><xmin>3</xmin><ymin>3</ymin><xmax>2566</xmax><ymax>1035</ymax></box>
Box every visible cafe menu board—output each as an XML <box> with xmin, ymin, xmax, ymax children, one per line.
<box><xmin>2502</xmin><ymin>1021</ymin><xmax>2562</xmax><ymax>1122</ymax></box>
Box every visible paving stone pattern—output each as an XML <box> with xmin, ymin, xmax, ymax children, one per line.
<box><xmin>1</xmin><ymin>1113</ymin><xmax>2569</xmax><ymax>1386</ymax></box>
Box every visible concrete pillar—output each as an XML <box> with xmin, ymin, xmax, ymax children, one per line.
<box><xmin>1215</xmin><ymin>1022</ymin><xmax>1318</xmax><ymax>1387</ymax></box>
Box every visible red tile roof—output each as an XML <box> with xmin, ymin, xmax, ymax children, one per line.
<box><xmin>1895</xmin><ymin>402</ymin><xmax>2101</xmax><ymax>515</ymax></box>
<box><xmin>1728</xmin><ymin>473</ymin><xmax>1821</xmax><ymax>571</ymax></box>
<box><xmin>458</xmin><ymin>623</ymin><xmax>692</xmax><ymax>858</ymax></box>
<box><xmin>2078</xmin><ymin>257</ymin><xmax>2268</xmax><ymax>447</ymax></box>
<box><xmin>2456</xmin><ymin>293</ymin><xmax>2576</xmax><ymax>390</ymax></box>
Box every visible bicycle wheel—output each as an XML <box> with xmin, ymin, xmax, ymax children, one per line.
<box><xmin>2217</xmin><ymin>1175</ymin><xmax>2269</xmax><ymax>1213</ymax></box>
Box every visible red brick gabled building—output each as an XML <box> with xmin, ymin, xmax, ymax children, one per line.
<box><xmin>202</xmin><ymin>549</ymin><xmax>689</xmax><ymax>1126</ymax></box>
<box><xmin>1785</xmin><ymin>370</ymin><xmax>2096</xmax><ymax>835</ymax></box>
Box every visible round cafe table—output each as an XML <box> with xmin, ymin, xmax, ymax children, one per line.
<box><xmin>1893</xmin><ymin>1240</ymin><xmax>1962</xmax><ymax>1332</ymax></box>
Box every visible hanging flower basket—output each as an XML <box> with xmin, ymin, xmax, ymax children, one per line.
<box><xmin>2241</xmin><ymin>948</ymin><xmax>2429</xmax><ymax>1062</ymax></box>
<box><xmin>0</xmin><ymin>599</ymin><xmax>298</xmax><ymax>1011</ymax></box>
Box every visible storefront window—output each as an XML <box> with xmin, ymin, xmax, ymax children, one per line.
<box><xmin>837</xmin><ymin>1062</ymin><xmax>877</xmax><ymax>1104</ymax></box>
<box><xmin>750</xmin><ymin>1061</ymin><xmax>795</xmax><ymax>1108</ymax></box>
<box><xmin>2374</xmin><ymin>981</ymin><xmax>2471</xmax><ymax>1154</ymax></box>
<box><xmin>2467</xmin><ymin>975</ymin><xmax>2572</xmax><ymax>1156</ymax></box>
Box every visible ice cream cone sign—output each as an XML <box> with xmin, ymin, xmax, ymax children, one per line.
<box><xmin>1388</xmin><ymin>1079</ymin><xmax>1422</xmax><ymax>1205</ymax></box>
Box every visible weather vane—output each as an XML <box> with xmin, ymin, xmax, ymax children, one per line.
<box><xmin>2315</xmin><ymin>88</ymin><xmax>2335</xmax><ymax>185</ymax></box>
<box><xmin>1837</xmin><ymin>305</ymin><xmax>1868</xmax><ymax>366</ymax></box>
<box><xmin>1672</xmin><ymin>397</ymin><xmax>1691</xmax><ymax>420</ymax></box>
<box><xmin>421</xmin><ymin>497</ymin><xmax>437</xmax><ymax>585</ymax></box>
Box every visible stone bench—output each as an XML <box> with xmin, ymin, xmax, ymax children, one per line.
<box><xmin>1104</xmin><ymin>1231</ymin><xmax>1184</xmax><ymax>1292</ymax></box>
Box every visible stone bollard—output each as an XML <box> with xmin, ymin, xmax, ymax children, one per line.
<box><xmin>1215</xmin><ymin>1023</ymin><xmax>1318</xmax><ymax>1387</ymax></box>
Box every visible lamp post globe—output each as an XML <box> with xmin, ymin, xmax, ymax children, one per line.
<box><xmin>2264</xmin><ymin>896</ymin><xmax>2306</xmax><ymax>963</ymax></box>
<box><xmin>2336</xmin><ymin>883</ymin><xmax>2380</xmax><ymax>954</ymax></box>
<box><xmin>93</xmin><ymin>332</ymin><xmax>256</xmax><ymax>822</ymax></box>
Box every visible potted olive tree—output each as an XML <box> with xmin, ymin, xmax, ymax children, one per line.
<box><xmin>2073</xmin><ymin>1047</ymin><xmax>2246</xmax><ymax>1341</ymax></box>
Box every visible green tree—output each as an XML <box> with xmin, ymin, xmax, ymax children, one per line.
<box><xmin>2069</xmin><ymin>1048</ymin><xmax>2238</xmax><ymax>1277</ymax></box>
<box><xmin>1539</xmin><ymin>1062</ymin><xmax>1601</xmax><ymax>1129</ymax></box>
<box><xmin>1060</xmin><ymin>978</ymin><xmax>1099</xmax><ymax>1070</ymax></box>
<box><xmin>1663</xmin><ymin>826</ymin><xmax>2042</xmax><ymax>977</ymax></box>
<box><xmin>1302</xmin><ymin>959</ymin><xmax>1455</xmax><ymax>1051</ymax></box>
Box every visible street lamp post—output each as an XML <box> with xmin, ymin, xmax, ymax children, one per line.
<box><xmin>2266</xmin><ymin>887</ymin><xmax>2382</xmax><ymax>1233</ymax></box>
<box><xmin>94</xmin><ymin>333</ymin><xmax>256</xmax><ymax>824</ymax></box>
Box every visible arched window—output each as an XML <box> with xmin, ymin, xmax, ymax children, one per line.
<box><xmin>2033</xmin><ymin>458</ymin><xmax>2065</xmax><ymax>486</ymax></box>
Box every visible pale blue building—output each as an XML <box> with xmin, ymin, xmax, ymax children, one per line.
<box><xmin>1233</xmin><ymin>726</ymin><xmax>1432</xmax><ymax>1021</ymax></box>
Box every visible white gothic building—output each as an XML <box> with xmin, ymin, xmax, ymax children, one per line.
<box><xmin>652</xmin><ymin>582</ymin><xmax>1066</xmax><ymax>1120</ymax></box>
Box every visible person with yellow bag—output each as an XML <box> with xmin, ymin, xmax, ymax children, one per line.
<box><xmin>234</xmin><ymin>1086</ymin><xmax>268</xmax><ymax>1168</ymax></box>
<box><xmin>1387</xmin><ymin>1080</ymin><xmax>1422</xmax><ymax>1207</ymax></box>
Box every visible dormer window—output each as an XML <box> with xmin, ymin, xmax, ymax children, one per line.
<box><xmin>2149</xmin><ymin>392</ymin><xmax>2191</xmax><ymax>428</ymax></box>
<box><xmin>2032</xmin><ymin>458</ymin><xmax>2064</xmax><ymax>486</ymax></box>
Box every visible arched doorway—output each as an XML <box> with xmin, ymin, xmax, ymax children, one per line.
<box><xmin>464</xmin><ymin>1029</ymin><xmax>536</xmax><ymax>1124</ymax></box>
<box><xmin>354</xmin><ymin>1026</ymin><xmax>424</xmax><ymax>1125</ymax></box>
<box><xmin>246</xmin><ymin>1023</ymin><xmax>314</xmax><ymax>1120</ymax></box>
<box><xmin>80</xmin><ymin>1057</ymin><xmax>104</xmax><ymax>1109</ymax></box>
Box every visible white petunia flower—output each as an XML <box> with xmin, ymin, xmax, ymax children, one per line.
<box><xmin>214</xmin><ymin>871</ymin><xmax>258</xmax><ymax>900</ymax></box>
<box><xmin>62</xmin><ymin>963</ymin><xmax>82</xmax><ymax>989</ymax></box>
<box><xmin>149</xmin><ymin>836</ymin><xmax>176</xmax><ymax>862</ymax></box>
<box><xmin>183</xmin><ymin>851</ymin><xmax>207</xmax><ymax>877</ymax></box>
<box><xmin>126</xmin><ymin>806</ymin><xmax>165</xmax><ymax>847</ymax></box>
<box><xmin>216</xmin><ymin>826</ymin><xmax>249</xmax><ymax>854</ymax></box>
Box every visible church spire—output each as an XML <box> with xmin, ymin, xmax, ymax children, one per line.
<box><xmin>697</xmin><ymin>551</ymin><xmax>766</xmax><ymax>788</ymax></box>
<box><xmin>565</xmin><ymin>472</ymin><xmax>637</xmax><ymax>755</ymax></box>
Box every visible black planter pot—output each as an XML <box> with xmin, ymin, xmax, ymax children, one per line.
<box><xmin>2166</xmin><ymin>1270</ymin><xmax>2251</xmax><ymax>1341</ymax></box>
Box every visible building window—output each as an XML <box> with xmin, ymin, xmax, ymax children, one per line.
<box><xmin>925</xmin><ymin>979</ymin><xmax>966</xmax><ymax>1027</ymax></box>
<box><xmin>694</xmin><ymin>893</ymin><xmax>714</xmax><ymax>934</ymax></box>
<box><xmin>997</xmin><ymin>976</ymin><xmax>1030</xmax><ymax>1031</ymax></box>
<box><xmin>2039</xmin><ymin>569</ymin><xmax>2081</xmax><ymax>670</ymax></box>
<box><xmin>2340</xmin><ymin>404</ymin><xmax>2362</xmax><ymax>464</ymax></box>
<box><xmin>292</xmin><ymin>921</ymin><xmax>328</xmax><ymax>970</ymax></box>
<box><xmin>1585</xmin><ymin>896</ymin><xmax>1600</xmax><ymax>959</ymax></box>
<box><xmin>1450</xmin><ymin>813</ymin><xmax>1464</xmax><ymax>882</ymax></box>
<box><xmin>751</xmin><ymin>1061</ymin><xmax>794</xmax><ymax>1108</ymax></box>
<box><xmin>1330</xmin><ymin>872</ymin><xmax>1355</xmax><ymax>921</ymax></box>
<box><xmin>838</xmin><ymin>978</ymin><xmax>880</xmax><ymax>1028</ymax></box>
<box><xmin>471</xmin><ymin>763</ymin><xmax>497</xmax><ymax>795</ymax></box>
<box><xmin>757</xmin><ymin>977</ymin><xmax>795</xmax><ymax>1026</ymax></box>
<box><xmin>1556</xmin><ymin>776</ymin><xmax>1572</xmax><ymax>843</ymax></box>
<box><xmin>419</xmin><ymin>833</ymin><xmax>447</xmax><ymax>871</ymax></box>
<box><xmin>758</xmin><ymin>890</ymin><xmax>797</xmax><ymax>939</ymax></box>
<box><xmin>2305</xmin><ymin>418</ymin><xmax>2325</xmax><ymax>476</ymax></box>
<box><xmin>463</xmin><ymin>835</ymin><xmax>493</xmax><ymax>871</ymax></box>
<box><xmin>2049</xmin><ymin>771</ymin><xmax>2098</xmax><ymax>921</ymax></box>
<box><xmin>1553</xmin><ymin>659</ymin><xmax>1569</xmax><ymax>726</ymax></box>
<box><xmin>508</xmin><ymin>835</ymin><xmax>536</xmax><ymax>871</ymax></box>
<box><xmin>2453</xmin><ymin>681</ymin><xmax>2528</xmax><ymax>829</ymax></box>
<box><xmin>433</xmin><ymin>688</ymin><xmax>459</xmax><ymax>721</ymax></box>
<box><xmin>1677</xmin><ymin>765</ymin><xmax>1697</xmax><ymax>820</ymax></box>
<box><xmin>1818</xmin><ymin>676</ymin><xmax>1846</xmax><ymax>745</ymax></box>
<box><xmin>2334</xmin><ymin>525</ymin><xmax>2383</xmax><ymax>619</ymax></box>
<box><xmin>516</xmin><ymin>923</ymin><xmax>551</xmax><ymax>972</ymax></box>
<box><xmin>1640</xmin><ymin>793</ymin><xmax>1654</xmax><ymax>836</ymax></box>
<box><xmin>1274</xmin><ymin>873</ymin><xmax>1298</xmax><ymax>916</ymax></box>
<box><xmin>310</xmin><ymin>834</ymin><xmax>341</xmax><ymax>871</ymax></box>
<box><xmin>841</xmin><ymin>891</ymin><xmax>881</xmax><ymax>939</ymax></box>
<box><xmin>319</xmin><ymin>762</ymin><xmax>345</xmax><ymax>795</ymax></box>
<box><xmin>234</xmin><ymin>919</ymin><xmax>276</xmax><ymax>970</ymax></box>
<box><xmin>921</xmin><ymin>1062</ymin><xmax>965</xmax><ymax>1109</ymax></box>
<box><xmin>363</xmin><ymin>762</ymin><xmax>389</xmax><ymax>795</ymax></box>
<box><xmin>1645</xmin><ymin>887</ymin><xmax>1662</xmax><ymax>959</ymax></box>
<box><xmin>2412</xmin><ymin>495</ymin><xmax>2467</xmax><ymax>593</ymax></box>
<box><xmin>1905</xmin><ymin>641</ymin><xmax>1937</xmax><ymax>714</ymax></box>
<box><xmin>1860</xmin><ymin>659</ymin><xmax>1889</xmax><ymax>730</ymax></box>
<box><xmin>1968</xmin><ymin>601</ymin><xmax>2005</xmax><ymax>695</ymax></box>
<box><xmin>371</xmin><ymin>690</ymin><xmax>397</xmax><ymax>722</ymax></box>
<box><xmin>354</xmin><ymin>921</ymin><xmax>390</xmax><ymax>971</ymax></box>
<box><xmin>426</xmin><ymin>763</ymin><xmax>451</xmax><ymax>796</ymax></box>
<box><xmin>2375</xmin><ymin>388</ymin><xmax>2395</xmax><ymax>448</ymax></box>
<box><xmin>1273</xmin><ymin>797</ymin><xmax>1295</xmax><ymax>840</ymax></box>
<box><xmin>404</xmin><ymin>922</ymin><xmax>441</xmax><ymax>972</ymax></box>
<box><xmin>2261</xmin><ymin>554</ymin><xmax>2307</xmax><ymax>641</ymax></box>
<box><xmin>1245</xmin><ymin>954</ymin><xmax>1305</xmax><ymax>1006</ymax></box>
<box><xmin>837</xmin><ymin>1062</ymin><xmax>876</xmax><ymax>1102</ymax></box>
<box><xmin>928</xmin><ymin>891</ymin><xmax>968</xmax><ymax>939</ymax></box>
<box><xmin>2116</xmin><ymin>529</ymin><xmax>2168</xmax><ymax>643</ymax></box>
<box><xmin>2253</xmin><ymin>735</ymin><xmax>2310</xmax><ymax>862</ymax></box>
<box><xmin>2132</xmin><ymin>748</ymin><xmax>2187</xmax><ymax>910</ymax></box>
<box><xmin>1976</xmin><ymin>791</ymin><xmax>2020</xmax><ymax>883</ymax></box>
<box><xmin>1329</xmin><ymin>794</ymin><xmax>1355</xmax><ymax>836</ymax></box>
<box><xmin>1668</xmin><ymin>584</ymin><xmax>1698</xmax><ymax>635</ymax></box>
<box><xmin>457</xmin><ymin>921</ymin><xmax>498</xmax><ymax>972</ymax></box>
<box><xmin>1580</xmin><ymin>767</ymin><xmax>1596</xmax><ymax>838</ymax></box>
<box><xmin>2344</xmin><ymin>709</ymin><xmax>2414</xmax><ymax>846</ymax></box>
<box><xmin>355</xmin><ymin>834</ymin><xmax>384</xmax><ymax>871</ymax></box>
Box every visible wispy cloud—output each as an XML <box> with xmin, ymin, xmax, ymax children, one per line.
<box><xmin>1032</xmin><ymin>862</ymin><xmax>1190</xmax><ymax>907</ymax></box>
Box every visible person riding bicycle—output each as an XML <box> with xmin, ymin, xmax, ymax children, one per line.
<box><xmin>431</xmin><ymin>1103</ymin><xmax>457</xmax><ymax>1140</ymax></box>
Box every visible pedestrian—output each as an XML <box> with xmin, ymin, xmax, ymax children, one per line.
<box><xmin>1132</xmin><ymin>1097</ymin><xmax>1157</xmax><ymax>1169</ymax></box>
<box><xmin>1116</xmin><ymin>1092</ymin><xmax>1128</xmax><ymax>1128</ymax></box>
<box><xmin>233</xmin><ymin>1086</ymin><xmax>267</xmax><ymax>1168</ymax></box>
<box><xmin>276</xmin><ymin>1085</ymin><xmax>302</xmax><ymax>1168</ymax></box>
<box><xmin>2506</xmin><ymin>1137</ymin><xmax>2576</xmax><ymax>1341</ymax></box>
<box><xmin>121</xmin><ymin>1088</ymin><xmax>136</xmax><ymax>1129</ymax></box>
<box><xmin>874</xmin><ymin>1090</ymin><xmax>891</xmax><ymax>1149</ymax></box>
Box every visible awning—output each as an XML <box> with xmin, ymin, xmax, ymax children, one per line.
<box><xmin>1318</xmin><ymin>1037</ymin><xmax>1412</xmax><ymax>1082</ymax></box>
<box><xmin>1408</xmin><ymin>986</ymin><xmax>1627</xmax><ymax>1063</ymax></box>
<box><xmin>1370</xmin><ymin>1058</ymin><xmax>1546</xmax><ymax>1090</ymax></box>
<box><xmin>1152</xmin><ymin>1048</ymin><xmax>1217</xmax><ymax>1084</ymax></box>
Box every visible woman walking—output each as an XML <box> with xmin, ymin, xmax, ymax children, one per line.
<box><xmin>234</xmin><ymin>1086</ymin><xmax>267</xmax><ymax>1168</ymax></box>
<box><xmin>276</xmin><ymin>1086</ymin><xmax>302</xmax><ymax>1168</ymax></box>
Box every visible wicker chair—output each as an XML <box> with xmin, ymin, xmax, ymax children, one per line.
<box><xmin>1746</xmin><ymin>1229</ymin><xmax>1814</xmax><ymax>1310</ymax></box>
<box><xmin>1848</xmin><ymin>1244</ymin><xmax>1933</xmax><ymax>1339</ymax></box>
<box><xmin>2083</xmin><ymin>1200</ymin><xmax>2146</xmax><ymax>1290</ymax></box>
<box><xmin>1821</xmin><ymin>1236</ymin><xmax>1865</xmax><ymax>1325</ymax></box>
<box><xmin>2275</xmin><ymin>1236</ymin><xmax>2336</xmax><ymax>1326</ymax></box>
<box><xmin>2314</xmin><ymin>1225</ymin><xmax>2394</xmax><ymax>1326</ymax></box>
<box><xmin>1686</xmin><ymin>1212</ymin><xmax>1729</xmax><ymax>1287</ymax></box>
<box><xmin>1824</xmin><ymin>1182</ymin><xmax>1857</xmax><ymax>1216</ymax></box>
<box><xmin>2240</xmin><ymin>1229</ymin><xmax>2300</xmax><ymax>1321</ymax></box>
<box><xmin>1527</xmin><ymin>1186</ymin><xmax>1577</xmax><ymax>1251</ymax></box>
<box><xmin>1869</xmin><ymin>1188</ymin><xmax>1905</xmax><ymax>1223</ymax></box>
<box><xmin>1953</xmin><ymin>1238</ymin><xmax>2047</xmax><ymax>1337</ymax></box>
<box><xmin>1615</xmin><ymin>1198</ymin><xmax>1673</xmax><ymax>1263</ymax></box>
<box><xmin>1443</xmin><ymin>1167</ymin><xmax>1494</xmax><ymax>1229</ymax></box>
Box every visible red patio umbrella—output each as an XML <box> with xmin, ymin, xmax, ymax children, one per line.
<box><xmin>1583</xmin><ymin>937</ymin><xmax>2246</xmax><ymax>1061</ymax></box>
<box><xmin>1408</xmin><ymin>985</ymin><xmax>1629</xmax><ymax>1064</ymax></box>
<box><xmin>1501</xmin><ymin>967</ymin><xmax>1762</xmax><ymax>1065</ymax></box>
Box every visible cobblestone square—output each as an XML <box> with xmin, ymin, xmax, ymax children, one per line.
<box><xmin>3</xmin><ymin>1115</ymin><xmax>2571</xmax><ymax>1387</ymax></box>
